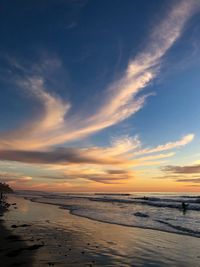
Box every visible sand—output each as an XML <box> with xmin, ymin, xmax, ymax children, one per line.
<box><xmin>1</xmin><ymin>195</ymin><xmax>200</xmax><ymax>267</ymax></box>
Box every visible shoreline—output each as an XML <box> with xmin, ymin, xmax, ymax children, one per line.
<box><xmin>29</xmin><ymin>197</ymin><xmax>200</xmax><ymax>239</ymax></box>
<box><xmin>2</xmin><ymin>195</ymin><xmax>200</xmax><ymax>267</ymax></box>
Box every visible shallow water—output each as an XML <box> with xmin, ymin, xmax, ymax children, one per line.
<box><xmin>4</xmin><ymin>195</ymin><xmax>200</xmax><ymax>266</ymax></box>
<box><xmin>19</xmin><ymin>191</ymin><xmax>200</xmax><ymax>238</ymax></box>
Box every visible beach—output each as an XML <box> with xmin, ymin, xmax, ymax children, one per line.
<box><xmin>0</xmin><ymin>194</ymin><xmax>200</xmax><ymax>267</ymax></box>
<box><xmin>1</xmin><ymin>1</ymin><xmax>200</xmax><ymax>266</ymax></box>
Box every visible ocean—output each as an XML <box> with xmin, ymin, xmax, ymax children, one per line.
<box><xmin>17</xmin><ymin>191</ymin><xmax>200</xmax><ymax>238</ymax></box>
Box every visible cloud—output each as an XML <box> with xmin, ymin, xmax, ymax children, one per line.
<box><xmin>184</xmin><ymin>184</ymin><xmax>200</xmax><ymax>187</ymax></box>
<box><xmin>0</xmin><ymin>132</ymin><xmax>194</xmax><ymax>188</ymax></box>
<box><xmin>0</xmin><ymin>148</ymin><xmax>124</xmax><ymax>165</ymax></box>
<box><xmin>0</xmin><ymin>75</ymin><xmax>70</xmax><ymax>150</ymax></box>
<box><xmin>160</xmin><ymin>162</ymin><xmax>200</xmax><ymax>185</ymax></box>
<box><xmin>163</xmin><ymin>164</ymin><xmax>200</xmax><ymax>174</ymax></box>
<box><xmin>0</xmin><ymin>0</ymin><xmax>198</xmax><ymax>186</ymax></box>
<box><xmin>136</xmin><ymin>152</ymin><xmax>175</xmax><ymax>162</ymax></box>
<box><xmin>0</xmin><ymin>0</ymin><xmax>198</xmax><ymax>151</ymax></box>
<box><xmin>0</xmin><ymin>171</ymin><xmax>32</xmax><ymax>183</ymax></box>
<box><xmin>127</xmin><ymin>1</ymin><xmax>199</xmax><ymax>78</ymax></box>
<box><xmin>153</xmin><ymin>175</ymin><xmax>186</xmax><ymax>180</ymax></box>
<box><xmin>18</xmin><ymin>176</ymin><xmax>32</xmax><ymax>182</ymax></box>
<box><xmin>0</xmin><ymin>139</ymin><xmax>182</xmax><ymax>167</ymax></box>
<box><xmin>0</xmin><ymin>134</ymin><xmax>193</xmax><ymax>184</ymax></box>
<box><xmin>39</xmin><ymin>167</ymin><xmax>135</xmax><ymax>184</ymax></box>
<box><xmin>176</xmin><ymin>178</ymin><xmax>200</xmax><ymax>183</ymax></box>
<box><xmin>135</xmin><ymin>134</ymin><xmax>194</xmax><ymax>155</ymax></box>
<box><xmin>62</xmin><ymin>168</ymin><xmax>135</xmax><ymax>184</ymax></box>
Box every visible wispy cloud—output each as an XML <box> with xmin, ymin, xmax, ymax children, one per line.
<box><xmin>0</xmin><ymin>133</ymin><xmax>191</xmax><ymax>185</ymax></box>
<box><xmin>135</xmin><ymin>134</ymin><xmax>194</xmax><ymax>155</ymax></box>
<box><xmin>0</xmin><ymin>0</ymin><xmax>198</xmax><ymax>151</ymax></box>
<box><xmin>38</xmin><ymin>168</ymin><xmax>135</xmax><ymax>185</ymax></box>
<box><xmin>0</xmin><ymin>147</ymin><xmax>124</xmax><ymax>165</ymax></box>
<box><xmin>62</xmin><ymin>168</ymin><xmax>134</xmax><ymax>184</ymax></box>
<box><xmin>0</xmin><ymin>75</ymin><xmax>70</xmax><ymax>150</ymax></box>
<box><xmin>0</xmin><ymin>171</ymin><xmax>32</xmax><ymax>183</ymax></box>
<box><xmin>158</xmin><ymin>162</ymin><xmax>200</xmax><ymax>186</ymax></box>
<box><xmin>0</xmin><ymin>0</ymin><xmax>198</xmax><ymax>186</ymax></box>
<box><xmin>176</xmin><ymin>178</ymin><xmax>200</xmax><ymax>183</ymax></box>
<box><xmin>0</xmin><ymin>134</ymin><xmax>190</xmax><ymax>167</ymax></box>
<box><xmin>163</xmin><ymin>164</ymin><xmax>200</xmax><ymax>174</ymax></box>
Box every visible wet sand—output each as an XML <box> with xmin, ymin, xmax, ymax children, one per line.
<box><xmin>1</xmin><ymin>195</ymin><xmax>200</xmax><ymax>267</ymax></box>
<box><xmin>0</xmin><ymin>215</ymin><xmax>36</xmax><ymax>267</ymax></box>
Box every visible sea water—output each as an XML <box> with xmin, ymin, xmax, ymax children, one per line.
<box><xmin>17</xmin><ymin>191</ymin><xmax>200</xmax><ymax>238</ymax></box>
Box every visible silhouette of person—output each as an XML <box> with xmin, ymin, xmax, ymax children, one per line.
<box><xmin>182</xmin><ymin>202</ymin><xmax>188</xmax><ymax>214</ymax></box>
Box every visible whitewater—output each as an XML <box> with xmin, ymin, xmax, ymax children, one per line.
<box><xmin>16</xmin><ymin>191</ymin><xmax>200</xmax><ymax>238</ymax></box>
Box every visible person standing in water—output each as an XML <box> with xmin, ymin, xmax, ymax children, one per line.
<box><xmin>181</xmin><ymin>202</ymin><xmax>188</xmax><ymax>214</ymax></box>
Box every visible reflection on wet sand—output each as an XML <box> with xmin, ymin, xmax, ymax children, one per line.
<box><xmin>2</xmin><ymin>195</ymin><xmax>200</xmax><ymax>266</ymax></box>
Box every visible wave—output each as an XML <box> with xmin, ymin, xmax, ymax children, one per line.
<box><xmin>155</xmin><ymin>220</ymin><xmax>200</xmax><ymax>236</ymax></box>
<box><xmin>20</xmin><ymin>190</ymin><xmax>200</xmax><ymax>211</ymax></box>
<box><xmin>16</xmin><ymin>191</ymin><xmax>200</xmax><ymax>239</ymax></box>
<box><xmin>88</xmin><ymin>196</ymin><xmax>200</xmax><ymax>211</ymax></box>
<box><xmin>95</xmin><ymin>193</ymin><xmax>131</xmax><ymax>196</ymax></box>
<box><xmin>36</xmin><ymin>199</ymin><xmax>200</xmax><ymax>238</ymax></box>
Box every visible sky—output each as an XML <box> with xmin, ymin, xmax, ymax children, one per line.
<box><xmin>0</xmin><ymin>0</ymin><xmax>200</xmax><ymax>192</ymax></box>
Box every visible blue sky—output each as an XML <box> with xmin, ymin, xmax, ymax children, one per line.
<box><xmin>0</xmin><ymin>0</ymin><xmax>200</xmax><ymax>192</ymax></box>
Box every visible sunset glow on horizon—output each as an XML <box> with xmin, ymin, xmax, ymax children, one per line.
<box><xmin>1</xmin><ymin>0</ymin><xmax>200</xmax><ymax>192</ymax></box>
